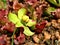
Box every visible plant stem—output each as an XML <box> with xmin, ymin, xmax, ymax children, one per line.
<box><xmin>11</xmin><ymin>29</ymin><xmax>17</xmax><ymax>45</ymax></box>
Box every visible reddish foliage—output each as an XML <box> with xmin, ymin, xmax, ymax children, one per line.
<box><xmin>25</xmin><ymin>0</ymin><xmax>38</xmax><ymax>6</ymax></box>
<box><xmin>0</xmin><ymin>35</ymin><xmax>7</xmax><ymax>45</ymax></box>
<box><xmin>13</xmin><ymin>0</ymin><xmax>25</xmax><ymax>11</ymax></box>
<box><xmin>25</xmin><ymin>0</ymin><xmax>37</xmax><ymax>3</ymax></box>
<box><xmin>1</xmin><ymin>22</ymin><xmax>15</xmax><ymax>32</ymax></box>
<box><xmin>0</xmin><ymin>9</ymin><xmax>7</xmax><ymax>20</ymax></box>
<box><xmin>36</xmin><ymin>6</ymin><xmax>43</xmax><ymax>20</ymax></box>
<box><xmin>55</xmin><ymin>9</ymin><xmax>60</xmax><ymax>18</ymax></box>
<box><xmin>35</xmin><ymin>21</ymin><xmax>47</xmax><ymax>33</ymax></box>
<box><xmin>0</xmin><ymin>9</ymin><xmax>9</xmax><ymax>23</ymax></box>
<box><xmin>17</xmin><ymin>32</ymin><xmax>25</xmax><ymax>44</ymax></box>
<box><xmin>1</xmin><ymin>17</ymin><xmax>9</xmax><ymax>23</ymax></box>
<box><xmin>17</xmin><ymin>27</ymin><xmax>25</xmax><ymax>44</ymax></box>
<box><xmin>13</xmin><ymin>0</ymin><xmax>21</xmax><ymax>10</ymax></box>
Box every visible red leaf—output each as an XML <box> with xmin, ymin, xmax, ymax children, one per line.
<box><xmin>0</xmin><ymin>9</ymin><xmax>6</xmax><ymax>20</ymax></box>
<box><xmin>35</xmin><ymin>21</ymin><xmax>47</xmax><ymax>33</ymax></box>
<box><xmin>1</xmin><ymin>22</ymin><xmax>15</xmax><ymax>32</ymax></box>
<box><xmin>0</xmin><ymin>35</ymin><xmax>7</xmax><ymax>45</ymax></box>
<box><xmin>35</xmin><ymin>29</ymin><xmax>43</xmax><ymax>33</ymax></box>
<box><xmin>17</xmin><ymin>32</ymin><xmax>25</xmax><ymax>44</ymax></box>
<box><xmin>0</xmin><ymin>9</ymin><xmax>9</xmax><ymax>23</ymax></box>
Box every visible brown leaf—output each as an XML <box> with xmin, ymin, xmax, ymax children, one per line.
<box><xmin>13</xmin><ymin>0</ymin><xmax>25</xmax><ymax>11</ymax></box>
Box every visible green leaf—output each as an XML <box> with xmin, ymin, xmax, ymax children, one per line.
<box><xmin>46</xmin><ymin>7</ymin><xmax>56</xmax><ymax>15</ymax></box>
<box><xmin>47</xmin><ymin>0</ymin><xmax>57</xmax><ymax>5</ymax></box>
<box><xmin>47</xmin><ymin>0</ymin><xmax>60</xmax><ymax>7</ymax></box>
<box><xmin>23</xmin><ymin>27</ymin><xmax>34</xmax><ymax>36</ymax></box>
<box><xmin>0</xmin><ymin>0</ymin><xmax>7</xmax><ymax>9</ymax></box>
<box><xmin>30</xmin><ymin>26</ymin><xmax>35</xmax><ymax>30</ymax></box>
<box><xmin>58</xmin><ymin>0</ymin><xmax>60</xmax><ymax>4</ymax></box>
<box><xmin>56</xmin><ymin>0</ymin><xmax>60</xmax><ymax>4</ymax></box>
<box><xmin>47</xmin><ymin>7</ymin><xmax>55</xmax><ymax>13</ymax></box>
<box><xmin>21</xmin><ymin>20</ymin><xmax>26</xmax><ymax>26</ymax></box>
<box><xmin>1</xmin><ymin>0</ymin><xmax>6</xmax><ymax>3</ymax></box>
<box><xmin>18</xmin><ymin>8</ymin><xmax>26</xmax><ymax>20</ymax></box>
<box><xmin>15</xmin><ymin>21</ymin><xmax>24</xmax><ymax>27</ymax></box>
<box><xmin>26</xmin><ymin>19</ymin><xmax>36</xmax><ymax>27</ymax></box>
<box><xmin>8</xmin><ymin>12</ymin><xmax>19</xmax><ymax>24</ymax></box>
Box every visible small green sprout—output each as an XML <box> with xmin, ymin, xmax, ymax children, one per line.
<box><xmin>8</xmin><ymin>8</ymin><xmax>35</xmax><ymax>36</ymax></box>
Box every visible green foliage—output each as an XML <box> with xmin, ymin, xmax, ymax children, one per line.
<box><xmin>47</xmin><ymin>0</ymin><xmax>60</xmax><ymax>7</ymax></box>
<box><xmin>23</xmin><ymin>27</ymin><xmax>34</xmax><ymax>36</ymax></box>
<box><xmin>0</xmin><ymin>0</ymin><xmax>7</xmax><ymax>9</ymax></box>
<box><xmin>18</xmin><ymin>8</ymin><xmax>26</xmax><ymax>20</ymax></box>
<box><xmin>8</xmin><ymin>8</ymin><xmax>35</xmax><ymax>36</ymax></box>
<box><xmin>46</xmin><ymin>7</ymin><xmax>56</xmax><ymax>14</ymax></box>
<box><xmin>8</xmin><ymin>13</ymin><xmax>19</xmax><ymax>24</ymax></box>
<box><xmin>26</xmin><ymin>19</ymin><xmax>36</xmax><ymax>27</ymax></box>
